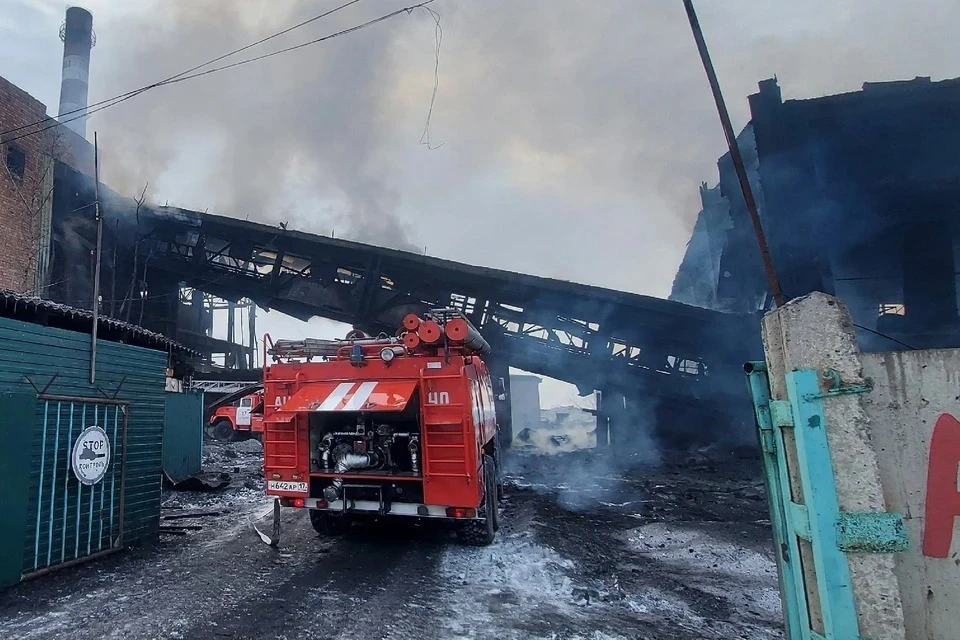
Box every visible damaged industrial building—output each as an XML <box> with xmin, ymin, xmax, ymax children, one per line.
<box><xmin>5</xmin><ymin>10</ymin><xmax>960</xmax><ymax>459</ymax></box>
<box><xmin>9</xmin><ymin>71</ymin><xmax>960</xmax><ymax>454</ymax></box>
<box><xmin>671</xmin><ymin>75</ymin><xmax>960</xmax><ymax>352</ymax></box>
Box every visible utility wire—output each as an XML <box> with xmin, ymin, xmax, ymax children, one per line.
<box><xmin>419</xmin><ymin>6</ymin><xmax>444</xmax><ymax>150</ymax></box>
<box><xmin>852</xmin><ymin>323</ymin><xmax>918</xmax><ymax>350</ymax></box>
<box><xmin>1</xmin><ymin>0</ymin><xmax>436</xmax><ymax>146</ymax></box>
<box><xmin>0</xmin><ymin>0</ymin><xmax>366</xmax><ymax>140</ymax></box>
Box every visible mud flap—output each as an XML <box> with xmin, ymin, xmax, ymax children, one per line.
<box><xmin>254</xmin><ymin>499</ymin><xmax>281</xmax><ymax>547</ymax></box>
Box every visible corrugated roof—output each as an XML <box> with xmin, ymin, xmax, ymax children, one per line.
<box><xmin>0</xmin><ymin>290</ymin><xmax>197</xmax><ymax>355</ymax></box>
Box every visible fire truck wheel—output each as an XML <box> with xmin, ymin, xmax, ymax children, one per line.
<box><xmin>212</xmin><ymin>419</ymin><xmax>236</xmax><ymax>442</ymax></box>
<box><xmin>310</xmin><ymin>510</ymin><xmax>350</xmax><ymax>536</ymax></box>
<box><xmin>456</xmin><ymin>455</ymin><xmax>497</xmax><ymax>546</ymax></box>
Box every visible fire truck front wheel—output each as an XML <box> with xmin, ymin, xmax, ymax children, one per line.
<box><xmin>456</xmin><ymin>455</ymin><xmax>497</xmax><ymax>546</ymax></box>
<box><xmin>310</xmin><ymin>509</ymin><xmax>350</xmax><ymax>536</ymax></box>
<box><xmin>211</xmin><ymin>418</ymin><xmax>236</xmax><ymax>442</ymax></box>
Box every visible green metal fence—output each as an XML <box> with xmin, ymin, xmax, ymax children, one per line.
<box><xmin>0</xmin><ymin>315</ymin><xmax>168</xmax><ymax>588</ymax></box>
<box><xmin>24</xmin><ymin>397</ymin><xmax>128</xmax><ymax>576</ymax></box>
<box><xmin>163</xmin><ymin>391</ymin><xmax>204</xmax><ymax>483</ymax></box>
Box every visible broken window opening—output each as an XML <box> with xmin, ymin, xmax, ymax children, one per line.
<box><xmin>878</xmin><ymin>303</ymin><xmax>905</xmax><ymax>316</ymax></box>
<box><xmin>5</xmin><ymin>145</ymin><xmax>26</xmax><ymax>180</ymax></box>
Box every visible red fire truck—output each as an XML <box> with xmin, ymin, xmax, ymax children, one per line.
<box><xmin>259</xmin><ymin>309</ymin><xmax>502</xmax><ymax>546</ymax></box>
<box><xmin>209</xmin><ymin>390</ymin><xmax>265</xmax><ymax>441</ymax></box>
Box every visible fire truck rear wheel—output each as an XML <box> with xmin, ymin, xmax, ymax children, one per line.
<box><xmin>456</xmin><ymin>455</ymin><xmax>497</xmax><ymax>546</ymax></box>
<box><xmin>212</xmin><ymin>419</ymin><xmax>236</xmax><ymax>442</ymax></box>
<box><xmin>310</xmin><ymin>509</ymin><xmax>350</xmax><ymax>536</ymax></box>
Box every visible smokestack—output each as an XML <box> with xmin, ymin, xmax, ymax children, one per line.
<box><xmin>58</xmin><ymin>6</ymin><xmax>95</xmax><ymax>139</ymax></box>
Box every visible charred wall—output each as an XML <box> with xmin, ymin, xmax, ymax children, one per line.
<box><xmin>672</xmin><ymin>75</ymin><xmax>960</xmax><ymax>351</ymax></box>
<box><xmin>48</xmin><ymin>163</ymin><xmax>203</xmax><ymax>348</ymax></box>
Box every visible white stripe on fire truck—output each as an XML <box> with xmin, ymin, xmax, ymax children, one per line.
<box><xmin>341</xmin><ymin>381</ymin><xmax>378</xmax><ymax>411</ymax></box>
<box><xmin>317</xmin><ymin>382</ymin><xmax>355</xmax><ymax>410</ymax></box>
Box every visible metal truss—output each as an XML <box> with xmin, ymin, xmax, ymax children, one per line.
<box><xmin>188</xmin><ymin>380</ymin><xmax>254</xmax><ymax>394</ymax></box>
<box><xmin>122</xmin><ymin>205</ymin><xmax>756</xmax><ymax>407</ymax></box>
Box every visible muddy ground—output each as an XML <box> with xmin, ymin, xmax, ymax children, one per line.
<box><xmin>0</xmin><ymin>439</ymin><xmax>783</xmax><ymax>640</ymax></box>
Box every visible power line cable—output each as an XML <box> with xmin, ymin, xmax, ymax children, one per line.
<box><xmin>852</xmin><ymin>322</ymin><xmax>917</xmax><ymax>350</ymax></box>
<box><xmin>0</xmin><ymin>0</ymin><xmax>366</xmax><ymax>139</ymax></box>
<box><xmin>2</xmin><ymin>0</ymin><xmax>436</xmax><ymax>146</ymax></box>
<box><xmin>419</xmin><ymin>6</ymin><xmax>444</xmax><ymax>150</ymax></box>
<box><xmin>131</xmin><ymin>1</ymin><xmax>437</xmax><ymax>89</ymax></box>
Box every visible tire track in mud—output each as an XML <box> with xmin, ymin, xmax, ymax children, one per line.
<box><xmin>176</xmin><ymin>514</ymin><xmax>450</xmax><ymax>640</ymax></box>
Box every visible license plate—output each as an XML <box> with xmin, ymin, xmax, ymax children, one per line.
<box><xmin>267</xmin><ymin>480</ymin><xmax>308</xmax><ymax>493</ymax></box>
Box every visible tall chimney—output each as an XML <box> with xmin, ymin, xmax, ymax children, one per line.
<box><xmin>58</xmin><ymin>6</ymin><xmax>95</xmax><ymax>139</ymax></box>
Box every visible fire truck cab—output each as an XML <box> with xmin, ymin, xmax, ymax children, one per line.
<box><xmin>261</xmin><ymin>310</ymin><xmax>503</xmax><ymax>546</ymax></box>
<box><xmin>209</xmin><ymin>390</ymin><xmax>264</xmax><ymax>441</ymax></box>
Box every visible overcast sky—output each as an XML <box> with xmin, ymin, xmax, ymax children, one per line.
<box><xmin>2</xmin><ymin>0</ymin><xmax>958</xmax><ymax>407</ymax></box>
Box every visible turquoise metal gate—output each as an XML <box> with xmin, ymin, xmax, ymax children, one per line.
<box><xmin>24</xmin><ymin>396</ymin><xmax>128</xmax><ymax>577</ymax></box>
<box><xmin>745</xmin><ymin>362</ymin><xmax>909</xmax><ymax>640</ymax></box>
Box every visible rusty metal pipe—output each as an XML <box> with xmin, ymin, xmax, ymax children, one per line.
<box><xmin>683</xmin><ymin>0</ymin><xmax>785</xmax><ymax>308</ymax></box>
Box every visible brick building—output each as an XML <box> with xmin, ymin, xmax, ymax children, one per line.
<box><xmin>0</xmin><ymin>74</ymin><xmax>93</xmax><ymax>295</ymax></box>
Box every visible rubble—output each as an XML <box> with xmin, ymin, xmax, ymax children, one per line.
<box><xmin>0</xmin><ymin>438</ymin><xmax>782</xmax><ymax>640</ymax></box>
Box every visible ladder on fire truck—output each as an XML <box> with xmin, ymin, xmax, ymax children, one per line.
<box><xmin>419</xmin><ymin>366</ymin><xmax>473</xmax><ymax>485</ymax></box>
<box><xmin>263</xmin><ymin>407</ymin><xmax>299</xmax><ymax>478</ymax></box>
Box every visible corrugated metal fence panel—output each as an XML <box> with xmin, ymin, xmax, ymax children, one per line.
<box><xmin>0</xmin><ymin>316</ymin><xmax>168</xmax><ymax>574</ymax></box>
<box><xmin>22</xmin><ymin>400</ymin><xmax>127</xmax><ymax>575</ymax></box>
<box><xmin>163</xmin><ymin>391</ymin><xmax>204</xmax><ymax>482</ymax></box>
<box><xmin>97</xmin><ymin>339</ymin><xmax>166</xmax><ymax>545</ymax></box>
<box><xmin>0</xmin><ymin>393</ymin><xmax>37</xmax><ymax>588</ymax></box>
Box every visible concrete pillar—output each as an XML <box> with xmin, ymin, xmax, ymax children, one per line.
<box><xmin>594</xmin><ymin>390</ymin><xmax>610</xmax><ymax>448</ymax></box>
<box><xmin>227</xmin><ymin>301</ymin><xmax>236</xmax><ymax>368</ymax></box>
<box><xmin>762</xmin><ymin>292</ymin><xmax>906</xmax><ymax>639</ymax></box>
<box><xmin>247</xmin><ymin>301</ymin><xmax>257</xmax><ymax>368</ymax></box>
<box><xmin>605</xmin><ymin>391</ymin><xmax>626</xmax><ymax>451</ymax></box>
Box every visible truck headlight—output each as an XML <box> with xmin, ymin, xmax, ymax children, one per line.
<box><xmin>380</xmin><ymin>347</ymin><xmax>395</xmax><ymax>362</ymax></box>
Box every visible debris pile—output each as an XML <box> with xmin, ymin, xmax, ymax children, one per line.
<box><xmin>161</xmin><ymin>439</ymin><xmax>266</xmax><ymax>515</ymax></box>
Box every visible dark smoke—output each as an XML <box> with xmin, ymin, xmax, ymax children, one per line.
<box><xmin>5</xmin><ymin>1</ymin><xmax>959</xmax><ymax>298</ymax></box>
<box><xmin>91</xmin><ymin>1</ymin><xmax>433</xmax><ymax>253</ymax></box>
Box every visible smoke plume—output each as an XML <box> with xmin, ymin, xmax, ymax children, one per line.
<box><xmin>75</xmin><ymin>0</ymin><xmax>960</xmax><ymax>294</ymax></box>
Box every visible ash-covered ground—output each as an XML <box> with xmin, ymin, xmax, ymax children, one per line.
<box><xmin>0</xmin><ymin>434</ymin><xmax>784</xmax><ymax>640</ymax></box>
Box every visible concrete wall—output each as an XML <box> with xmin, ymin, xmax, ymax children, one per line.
<box><xmin>761</xmin><ymin>291</ymin><xmax>959</xmax><ymax>639</ymax></box>
<box><xmin>860</xmin><ymin>349</ymin><xmax>960</xmax><ymax>635</ymax></box>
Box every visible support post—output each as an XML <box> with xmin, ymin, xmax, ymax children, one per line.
<box><xmin>683</xmin><ymin>0</ymin><xmax>785</xmax><ymax>307</ymax></box>
<box><xmin>227</xmin><ymin>300</ymin><xmax>236</xmax><ymax>368</ymax></box>
<box><xmin>594</xmin><ymin>389</ymin><xmax>610</xmax><ymax>448</ymax></box>
<box><xmin>761</xmin><ymin>292</ymin><xmax>906</xmax><ymax>639</ymax></box>
<box><xmin>89</xmin><ymin>132</ymin><xmax>102</xmax><ymax>384</ymax></box>
<box><xmin>248</xmin><ymin>300</ymin><xmax>257</xmax><ymax>369</ymax></box>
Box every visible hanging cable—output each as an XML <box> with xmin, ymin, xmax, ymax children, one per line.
<box><xmin>0</xmin><ymin>0</ymin><xmax>437</xmax><ymax>145</ymax></box>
